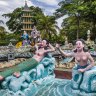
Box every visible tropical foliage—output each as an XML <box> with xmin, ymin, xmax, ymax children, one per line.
<box><xmin>2</xmin><ymin>6</ymin><xmax>58</xmax><ymax>42</ymax></box>
<box><xmin>1</xmin><ymin>0</ymin><xmax>96</xmax><ymax>45</ymax></box>
<box><xmin>55</xmin><ymin>0</ymin><xmax>96</xmax><ymax>41</ymax></box>
<box><xmin>36</xmin><ymin>15</ymin><xmax>59</xmax><ymax>41</ymax></box>
<box><xmin>2</xmin><ymin>7</ymin><xmax>43</xmax><ymax>33</ymax></box>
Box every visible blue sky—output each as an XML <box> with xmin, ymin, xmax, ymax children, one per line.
<box><xmin>0</xmin><ymin>0</ymin><xmax>65</xmax><ymax>31</ymax></box>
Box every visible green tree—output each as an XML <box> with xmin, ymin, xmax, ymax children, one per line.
<box><xmin>0</xmin><ymin>26</ymin><xmax>9</xmax><ymax>45</ymax></box>
<box><xmin>2</xmin><ymin>6</ymin><xmax>59</xmax><ymax>43</ymax></box>
<box><xmin>55</xmin><ymin>0</ymin><xmax>96</xmax><ymax>40</ymax></box>
<box><xmin>79</xmin><ymin>0</ymin><xmax>96</xmax><ymax>40</ymax></box>
<box><xmin>0</xmin><ymin>20</ymin><xmax>5</xmax><ymax>39</ymax></box>
<box><xmin>2</xmin><ymin>8</ymin><xmax>22</xmax><ymax>33</ymax></box>
<box><xmin>30</xmin><ymin>6</ymin><xmax>44</xmax><ymax>26</ymax></box>
<box><xmin>37</xmin><ymin>15</ymin><xmax>59</xmax><ymax>41</ymax></box>
<box><xmin>55</xmin><ymin>0</ymin><xmax>85</xmax><ymax>40</ymax></box>
<box><xmin>0</xmin><ymin>26</ymin><xmax>5</xmax><ymax>33</ymax></box>
<box><xmin>2</xmin><ymin>6</ymin><xmax>44</xmax><ymax>34</ymax></box>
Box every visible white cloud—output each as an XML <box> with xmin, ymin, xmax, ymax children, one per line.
<box><xmin>43</xmin><ymin>8</ymin><xmax>56</xmax><ymax>15</ymax></box>
<box><xmin>0</xmin><ymin>1</ymin><xmax>8</xmax><ymax>6</ymax></box>
<box><xmin>56</xmin><ymin>15</ymin><xmax>68</xmax><ymax>29</ymax></box>
<box><xmin>37</xmin><ymin>0</ymin><xmax>58</xmax><ymax>6</ymax></box>
<box><xmin>0</xmin><ymin>0</ymin><xmax>34</xmax><ymax>15</ymax></box>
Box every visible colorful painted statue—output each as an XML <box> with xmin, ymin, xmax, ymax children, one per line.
<box><xmin>31</xmin><ymin>26</ymin><xmax>41</xmax><ymax>45</ymax></box>
<box><xmin>0</xmin><ymin>40</ymin><xmax>55</xmax><ymax>80</ymax></box>
<box><xmin>1</xmin><ymin>54</ymin><xmax>96</xmax><ymax>96</ymax></box>
<box><xmin>1</xmin><ymin>53</ymin><xmax>55</xmax><ymax>95</ymax></box>
<box><xmin>56</xmin><ymin>39</ymin><xmax>94</xmax><ymax>73</ymax></box>
<box><xmin>21</xmin><ymin>31</ymin><xmax>30</xmax><ymax>46</ymax></box>
<box><xmin>0</xmin><ymin>39</ymin><xmax>96</xmax><ymax>96</ymax></box>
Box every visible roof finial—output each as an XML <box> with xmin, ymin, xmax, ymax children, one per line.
<box><xmin>24</xmin><ymin>0</ymin><xmax>29</xmax><ymax>10</ymax></box>
<box><xmin>25</xmin><ymin>0</ymin><xmax>27</xmax><ymax>4</ymax></box>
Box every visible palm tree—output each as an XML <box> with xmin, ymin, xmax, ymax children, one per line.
<box><xmin>37</xmin><ymin>15</ymin><xmax>59</xmax><ymax>41</ymax></box>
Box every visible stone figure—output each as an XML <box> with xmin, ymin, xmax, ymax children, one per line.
<box><xmin>21</xmin><ymin>31</ymin><xmax>30</xmax><ymax>46</ymax></box>
<box><xmin>0</xmin><ymin>40</ymin><xmax>55</xmax><ymax>80</ymax></box>
<box><xmin>56</xmin><ymin>39</ymin><xmax>94</xmax><ymax>73</ymax></box>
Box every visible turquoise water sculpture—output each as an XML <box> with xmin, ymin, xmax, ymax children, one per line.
<box><xmin>71</xmin><ymin>65</ymin><xmax>96</xmax><ymax>96</ymax></box>
<box><xmin>0</xmin><ymin>54</ymin><xmax>96</xmax><ymax>96</ymax></box>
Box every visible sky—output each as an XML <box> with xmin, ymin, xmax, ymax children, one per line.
<box><xmin>0</xmin><ymin>0</ymin><xmax>65</xmax><ymax>32</ymax></box>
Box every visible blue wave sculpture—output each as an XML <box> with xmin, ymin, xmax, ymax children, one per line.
<box><xmin>0</xmin><ymin>54</ymin><xmax>96</xmax><ymax>96</ymax></box>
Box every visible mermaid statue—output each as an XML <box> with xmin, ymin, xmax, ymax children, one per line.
<box><xmin>0</xmin><ymin>39</ymin><xmax>55</xmax><ymax>80</ymax></box>
<box><xmin>0</xmin><ymin>39</ymin><xmax>96</xmax><ymax>96</ymax></box>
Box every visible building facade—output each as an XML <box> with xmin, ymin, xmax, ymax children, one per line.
<box><xmin>21</xmin><ymin>1</ymin><xmax>33</xmax><ymax>34</ymax></box>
